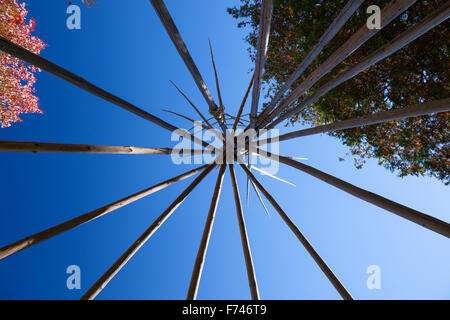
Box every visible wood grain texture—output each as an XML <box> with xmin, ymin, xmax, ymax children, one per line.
<box><xmin>0</xmin><ymin>140</ymin><xmax>173</xmax><ymax>154</ymax></box>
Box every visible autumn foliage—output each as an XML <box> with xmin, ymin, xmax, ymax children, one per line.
<box><xmin>0</xmin><ymin>0</ymin><xmax>46</xmax><ymax>128</ymax></box>
<box><xmin>228</xmin><ymin>0</ymin><xmax>449</xmax><ymax>184</ymax></box>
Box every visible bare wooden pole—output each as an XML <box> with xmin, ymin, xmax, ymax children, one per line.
<box><xmin>208</xmin><ymin>39</ymin><xmax>225</xmax><ymax>113</ymax></box>
<box><xmin>233</xmin><ymin>72</ymin><xmax>256</xmax><ymax>205</ymax></box>
<box><xmin>259</xmin><ymin>152</ymin><xmax>450</xmax><ymax>238</ymax></box>
<box><xmin>81</xmin><ymin>164</ymin><xmax>215</xmax><ymax>300</ymax></box>
<box><xmin>240</xmin><ymin>164</ymin><xmax>353</xmax><ymax>300</ymax></box>
<box><xmin>259</xmin><ymin>0</ymin><xmax>418</xmax><ymax>128</ymax></box>
<box><xmin>258</xmin><ymin>98</ymin><xmax>450</xmax><ymax>145</ymax></box>
<box><xmin>229</xmin><ymin>164</ymin><xmax>260</xmax><ymax>300</ymax></box>
<box><xmin>0</xmin><ymin>140</ymin><xmax>172</xmax><ymax>155</ymax></box>
<box><xmin>248</xmin><ymin>1</ymin><xmax>274</xmax><ymax>212</ymax></box>
<box><xmin>0</xmin><ymin>36</ymin><xmax>174</xmax><ymax>132</ymax></box>
<box><xmin>187</xmin><ymin>165</ymin><xmax>226</xmax><ymax>300</ymax></box>
<box><xmin>0</xmin><ymin>165</ymin><xmax>209</xmax><ymax>261</ymax></box>
<box><xmin>149</xmin><ymin>0</ymin><xmax>226</xmax><ymax>130</ymax></box>
<box><xmin>0</xmin><ymin>36</ymin><xmax>211</xmax><ymax>149</ymax></box>
<box><xmin>162</xmin><ymin>109</ymin><xmax>212</xmax><ymax>130</ymax></box>
<box><xmin>249</xmin><ymin>0</ymin><xmax>273</xmax><ymax>128</ymax></box>
<box><xmin>266</xmin><ymin>2</ymin><xmax>450</xmax><ymax>129</ymax></box>
<box><xmin>256</xmin><ymin>0</ymin><xmax>364</xmax><ymax>125</ymax></box>
<box><xmin>240</xmin><ymin>0</ymin><xmax>273</xmax><ymax>202</ymax></box>
<box><xmin>163</xmin><ymin>105</ymin><xmax>224</xmax><ymax>144</ymax></box>
<box><xmin>169</xmin><ymin>80</ymin><xmax>215</xmax><ymax>129</ymax></box>
<box><xmin>232</xmin><ymin>74</ymin><xmax>255</xmax><ymax>132</ymax></box>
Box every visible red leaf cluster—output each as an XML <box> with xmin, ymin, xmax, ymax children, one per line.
<box><xmin>0</xmin><ymin>0</ymin><xmax>46</xmax><ymax>127</ymax></box>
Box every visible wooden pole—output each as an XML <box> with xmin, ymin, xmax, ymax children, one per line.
<box><xmin>0</xmin><ymin>140</ymin><xmax>172</xmax><ymax>155</ymax></box>
<box><xmin>260</xmin><ymin>152</ymin><xmax>450</xmax><ymax>238</ymax></box>
<box><xmin>187</xmin><ymin>165</ymin><xmax>226</xmax><ymax>300</ymax></box>
<box><xmin>0</xmin><ymin>36</ymin><xmax>210</xmax><ymax>149</ymax></box>
<box><xmin>267</xmin><ymin>2</ymin><xmax>450</xmax><ymax>129</ymax></box>
<box><xmin>81</xmin><ymin>164</ymin><xmax>215</xmax><ymax>300</ymax></box>
<box><xmin>162</xmin><ymin>109</ymin><xmax>212</xmax><ymax>130</ymax></box>
<box><xmin>169</xmin><ymin>81</ymin><xmax>215</xmax><ymax>129</ymax></box>
<box><xmin>240</xmin><ymin>164</ymin><xmax>353</xmax><ymax>300</ymax></box>
<box><xmin>208</xmin><ymin>39</ymin><xmax>225</xmax><ymax>114</ymax></box>
<box><xmin>0</xmin><ymin>36</ymin><xmax>175</xmax><ymax>132</ymax></box>
<box><xmin>259</xmin><ymin>0</ymin><xmax>418</xmax><ymax>128</ymax></box>
<box><xmin>229</xmin><ymin>164</ymin><xmax>260</xmax><ymax>299</ymax></box>
<box><xmin>258</xmin><ymin>98</ymin><xmax>450</xmax><ymax>145</ymax></box>
<box><xmin>256</xmin><ymin>0</ymin><xmax>364</xmax><ymax>125</ymax></box>
<box><xmin>233</xmin><ymin>74</ymin><xmax>254</xmax><ymax>132</ymax></box>
<box><xmin>249</xmin><ymin>0</ymin><xmax>273</xmax><ymax>128</ymax></box>
<box><xmin>149</xmin><ymin>0</ymin><xmax>226</xmax><ymax>130</ymax></box>
<box><xmin>248</xmin><ymin>0</ymin><xmax>274</xmax><ymax>212</ymax></box>
<box><xmin>0</xmin><ymin>165</ymin><xmax>209</xmax><ymax>261</ymax></box>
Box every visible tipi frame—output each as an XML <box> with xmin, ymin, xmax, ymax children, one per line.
<box><xmin>0</xmin><ymin>0</ymin><xmax>449</xmax><ymax>300</ymax></box>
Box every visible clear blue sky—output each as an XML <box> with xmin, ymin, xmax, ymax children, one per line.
<box><xmin>0</xmin><ymin>0</ymin><xmax>448</xmax><ymax>300</ymax></box>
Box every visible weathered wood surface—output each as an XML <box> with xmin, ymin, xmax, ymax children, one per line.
<box><xmin>258</xmin><ymin>98</ymin><xmax>450</xmax><ymax>145</ymax></box>
<box><xmin>230</xmin><ymin>165</ymin><xmax>260</xmax><ymax>300</ymax></box>
<box><xmin>256</xmin><ymin>0</ymin><xmax>364</xmax><ymax>125</ymax></box>
<box><xmin>250</xmin><ymin>0</ymin><xmax>274</xmax><ymax>128</ymax></box>
<box><xmin>260</xmin><ymin>0</ymin><xmax>419</xmax><ymax>128</ymax></box>
<box><xmin>149</xmin><ymin>0</ymin><xmax>225</xmax><ymax>129</ymax></box>
<box><xmin>0</xmin><ymin>36</ymin><xmax>210</xmax><ymax>149</ymax></box>
<box><xmin>268</xmin><ymin>3</ymin><xmax>450</xmax><ymax>128</ymax></box>
<box><xmin>0</xmin><ymin>140</ymin><xmax>173</xmax><ymax>155</ymax></box>
<box><xmin>81</xmin><ymin>164</ymin><xmax>215</xmax><ymax>300</ymax></box>
<box><xmin>187</xmin><ymin>165</ymin><xmax>226</xmax><ymax>300</ymax></box>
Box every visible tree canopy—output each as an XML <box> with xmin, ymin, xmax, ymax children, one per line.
<box><xmin>228</xmin><ymin>0</ymin><xmax>449</xmax><ymax>184</ymax></box>
<box><xmin>0</xmin><ymin>0</ymin><xmax>46</xmax><ymax>128</ymax></box>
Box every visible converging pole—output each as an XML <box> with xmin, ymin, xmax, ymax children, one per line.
<box><xmin>240</xmin><ymin>164</ymin><xmax>353</xmax><ymax>300</ymax></box>
<box><xmin>229</xmin><ymin>164</ymin><xmax>260</xmax><ymax>300</ymax></box>
<box><xmin>258</xmin><ymin>98</ymin><xmax>450</xmax><ymax>145</ymax></box>
<box><xmin>249</xmin><ymin>0</ymin><xmax>273</xmax><ymax>128</ymax></box>
<box><xmin>81</xmin><ymin>164</ymin><xmax>215</xmax><ymax>300</ymax></box>
<box><xmin>259</xmin><ymin>0</ymin><xmax>418</xmax><ymax>128</ymax></box>
<box><xmin>187</xmin><ymin>165</ymin><xmax>226</xmax><ymax>300</ymax></box>
<box><xmin>0</xmin><ymin>140</ymin><xmax>172</xmax><ymax>155</ymax></box>
<box><xmin>267</xmin><ymin>2</ymin><xmax>450</xmax><ymax>128</ymax></box>
<box><xmin>0</xmin><ymin>165</ymin><xmax>209</xmax><ymax>261</ymax></box>
<box><xmin>256</xmin><ymin>0</ymin><xmax>364</xmax><ymax>125</ymax></box>
<box><xmin>149</xmin><ymin>0</ymin><xmax>226</xmax><ymax>130</ymax></box>
<box><xmin>0</xmin><ymin>36</ymin><xmax>211</xmax><ymax>149</ymax></box>
<box><xmin>261</xmin><ymin>153</ymin><xmax>450</xmax><ymax>238</ymax></box>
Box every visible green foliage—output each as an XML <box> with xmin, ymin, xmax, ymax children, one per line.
<box><xmin>228</xmin><ymin>0</ymin><xmax>449</xmax><ymax>184</ymax></box>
